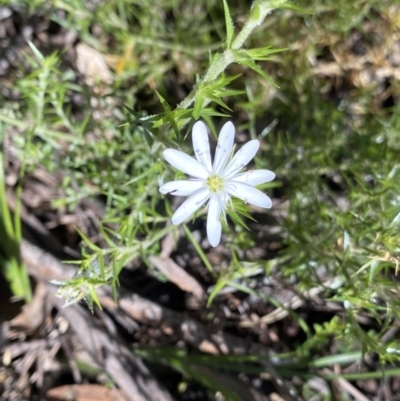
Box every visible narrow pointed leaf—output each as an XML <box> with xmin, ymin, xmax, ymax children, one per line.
<box><xmin>246</xmin><ymin>46</ymin><xmax>287</xmax><ymax>61</ymax></box>
<box><xmin>204</xmin><ymin>91</ymin><xmax>232</xmax><ymax>111</ymax></box>
<box><xmin>155</xmin><ymin>90</ymin><xmax>179</xmax><ymax>138</ymax></box>
<box><xmin>236</xmin><ymin>57</ymin><xmax>277</xmax><ymax>86</ymax></box>
<box><xmin>223</xmin><ymin>0</ymin><xmax>235</xmax><ymax>48</ymax></box>
<box><xmin>193</xmin><ymin>93</ymin><xmax>205</xmax><ymax>119</ymax></box>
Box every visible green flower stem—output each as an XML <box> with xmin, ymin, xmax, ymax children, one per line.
<box><xmin>233</xmin><ymin>0</ymin><xmax>289</xmax><ymax>49</ymax></box>
<box><xmin>183</xmin><ymin>224</ymin><xmax>216</xmax><ymax>277</ymax></box>
<box><xmin>177</xmin><ymin>0</ymin><xmax>287</xmax><ymax>110</ymax></box>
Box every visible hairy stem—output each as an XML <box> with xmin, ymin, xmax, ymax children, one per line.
<box><xmin>177</xmin><ymin>0</ymin><xmax>287</xmax><ymax>110</ymax></box>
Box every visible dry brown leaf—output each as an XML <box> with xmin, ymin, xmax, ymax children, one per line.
<box><xmin>76</xmin><ymin>43</ymin><xmax>112</xmax><ymax>90</ymax></box>
<box><xmin>150</xmin><ymin>256</ymin><xmax>205</xmax><ymax>299</ymax></box>
<box><xmin>9</xmin><ymin>281</ymin><xmax>47</xmax><ymax>336</ymax></box>
<box><xmin>46</xmin><ymin>384</ymin><xmax>127</xmax><ymax>401</ymax></box>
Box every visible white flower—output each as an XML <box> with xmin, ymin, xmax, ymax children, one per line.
<box><xmin>160</xmin><ymin>121</ymin><xmax>275</xmax><ymax>247</ymax></box>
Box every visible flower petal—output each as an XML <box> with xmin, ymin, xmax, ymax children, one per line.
<box><xmin>226</xmin><ymin>182</ymin><xmax>272</xmax><ymax>208</ymax></box>
<box><xmin>207</xmin><ymin>195</ymin><xmax>223</xmax><ymax>247</ymax></box>
<box><xmin>192</xmin><ymin>121</ymin><xmax>212</xmax><ymax>172</ymax></box>
<box><xmin>231</xmin><ymin>169</ymin><xmax>275</xmax><ymax>186</ymax></box>
<box><xmin>171</xmin><ymin>188</ymin><xmax>210</xmax><ymax>225</ymax></box>
<box><xmin>223</xmin><ymin>140</ymin><xmax>260</xmax><ymax>178</ymax></box>
<box><xmin>213</xmin><ymin>121</ymin><xmax>235</xmax><ymax>174</ymax></box>
<box><xmin>160</xmin><ymin>180</ymin><xmax>205</xmax><ymax>196</ymax></box>
<box><xmin>163</xmin><ymin>149</ymin><xmax>208</xmax><ymax>180</ymax></box>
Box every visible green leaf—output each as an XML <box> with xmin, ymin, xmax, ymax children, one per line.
<box><xmin>193</xmin><ymin>73</ymin><xmax>243</xmax><ymax>113</ymax></box>
<box><xmin>202</xmin><ymin>91</ymin><xmax>232</xmax><ymax>111</ymax></box>
<box><xmin>27</xmin><ymin>40</ymin><xmax>44</xmax><ymax>62</ymax></box>
<box><xmin>246</xmin><ymin>46</ymin><xmax>287</xmax><ymax>61</ymax></box>
<box><xmin>155</xmin><ymin>91</ymin><xmax>179</xmax><ymax>138</ymax></box>
<box><xmin>222</xmin><ymin>0</ymin><xmax>235</xmax><ymax>48</ymax></box>
<box><xmin>226</xmin><ymin>199</ymin><xmax>257</xmax><ymax>231</ymax></box>
<box><xmin>151</xmin><ymin>109</ymin><xmax>193</xmax><ymax>129</ymax></box>
<box><xmin>0</xmin><ymin>152</ymin><xmax>31</xmax><ymax>301</ymax></box>
<box><xmin>88</xmin><ymin>286</ymin><xmax>102</xmax><ymax>311</ymax></box>
<box><xmin>279</xmin><ymin>2</ymin><xmax>311</xmax><ymax>14</ymax></box>
<box><xmin>227</xmin><ymin>208</ymin><xmax>250</xmax><ymax>231</ymax></box>
<box><xmin>193</xmin><ymin>92</ymin><xmax>205</xmax><ymax>119</ymax></box>
<box><xmin>75</xmin><ymin>227</ymin><xmax>101</xmax><ymax>252</ymax></box>
<box><xmin>233</xmin><ymin>50</ymin><xmax>277</xmax><ymax>86</ymax></box>
<box><xmin>207</xmin><ymin>278</ymin><xmax>229</xmax><ymax>306</ymax></box>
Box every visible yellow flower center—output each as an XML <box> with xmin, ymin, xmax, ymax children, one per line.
<box><xmin>207</xmin><ymin>175</ymin><xmax>224</xmax><ymax>193</ymax></box>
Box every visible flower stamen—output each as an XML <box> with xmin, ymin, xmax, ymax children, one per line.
<box><xmin>207</xmin><ymin>174</ymin><xmax>224</xmax><ymax>193</ymax></box>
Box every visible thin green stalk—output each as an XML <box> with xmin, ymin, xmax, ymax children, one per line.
<box><xmin>177</xmin><ymin>0</ymin><xmax>287</xmax><ymax>110</ymax></box>
<box><xmin>0</xmin><ymin>152</ymin><xmax>31</xmax><ymax>300</ymax></box>
<box><xmin>232</xmin><ymin>0</ymin><xmax>287</xmax><ymax>50</ymax></box>
<box><xmin>183</xmin><ymin>224</ymin><xmax>216</xmax><ymax>277</ymax></box>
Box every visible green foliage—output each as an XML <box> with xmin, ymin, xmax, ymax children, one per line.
<box><xmin>193</xmin><ymin>74</ymin><xmax>243</xmax><ymax>118</ymax></box>
<box><xmin>222</xmin><ymin>0</ymin><xmax>235</xmax><ymax>48</ymax></box>
<box><xmin>0</xmin><ymin>153</ymin><xmax>31</xmax><ymax>300</ymax></box>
